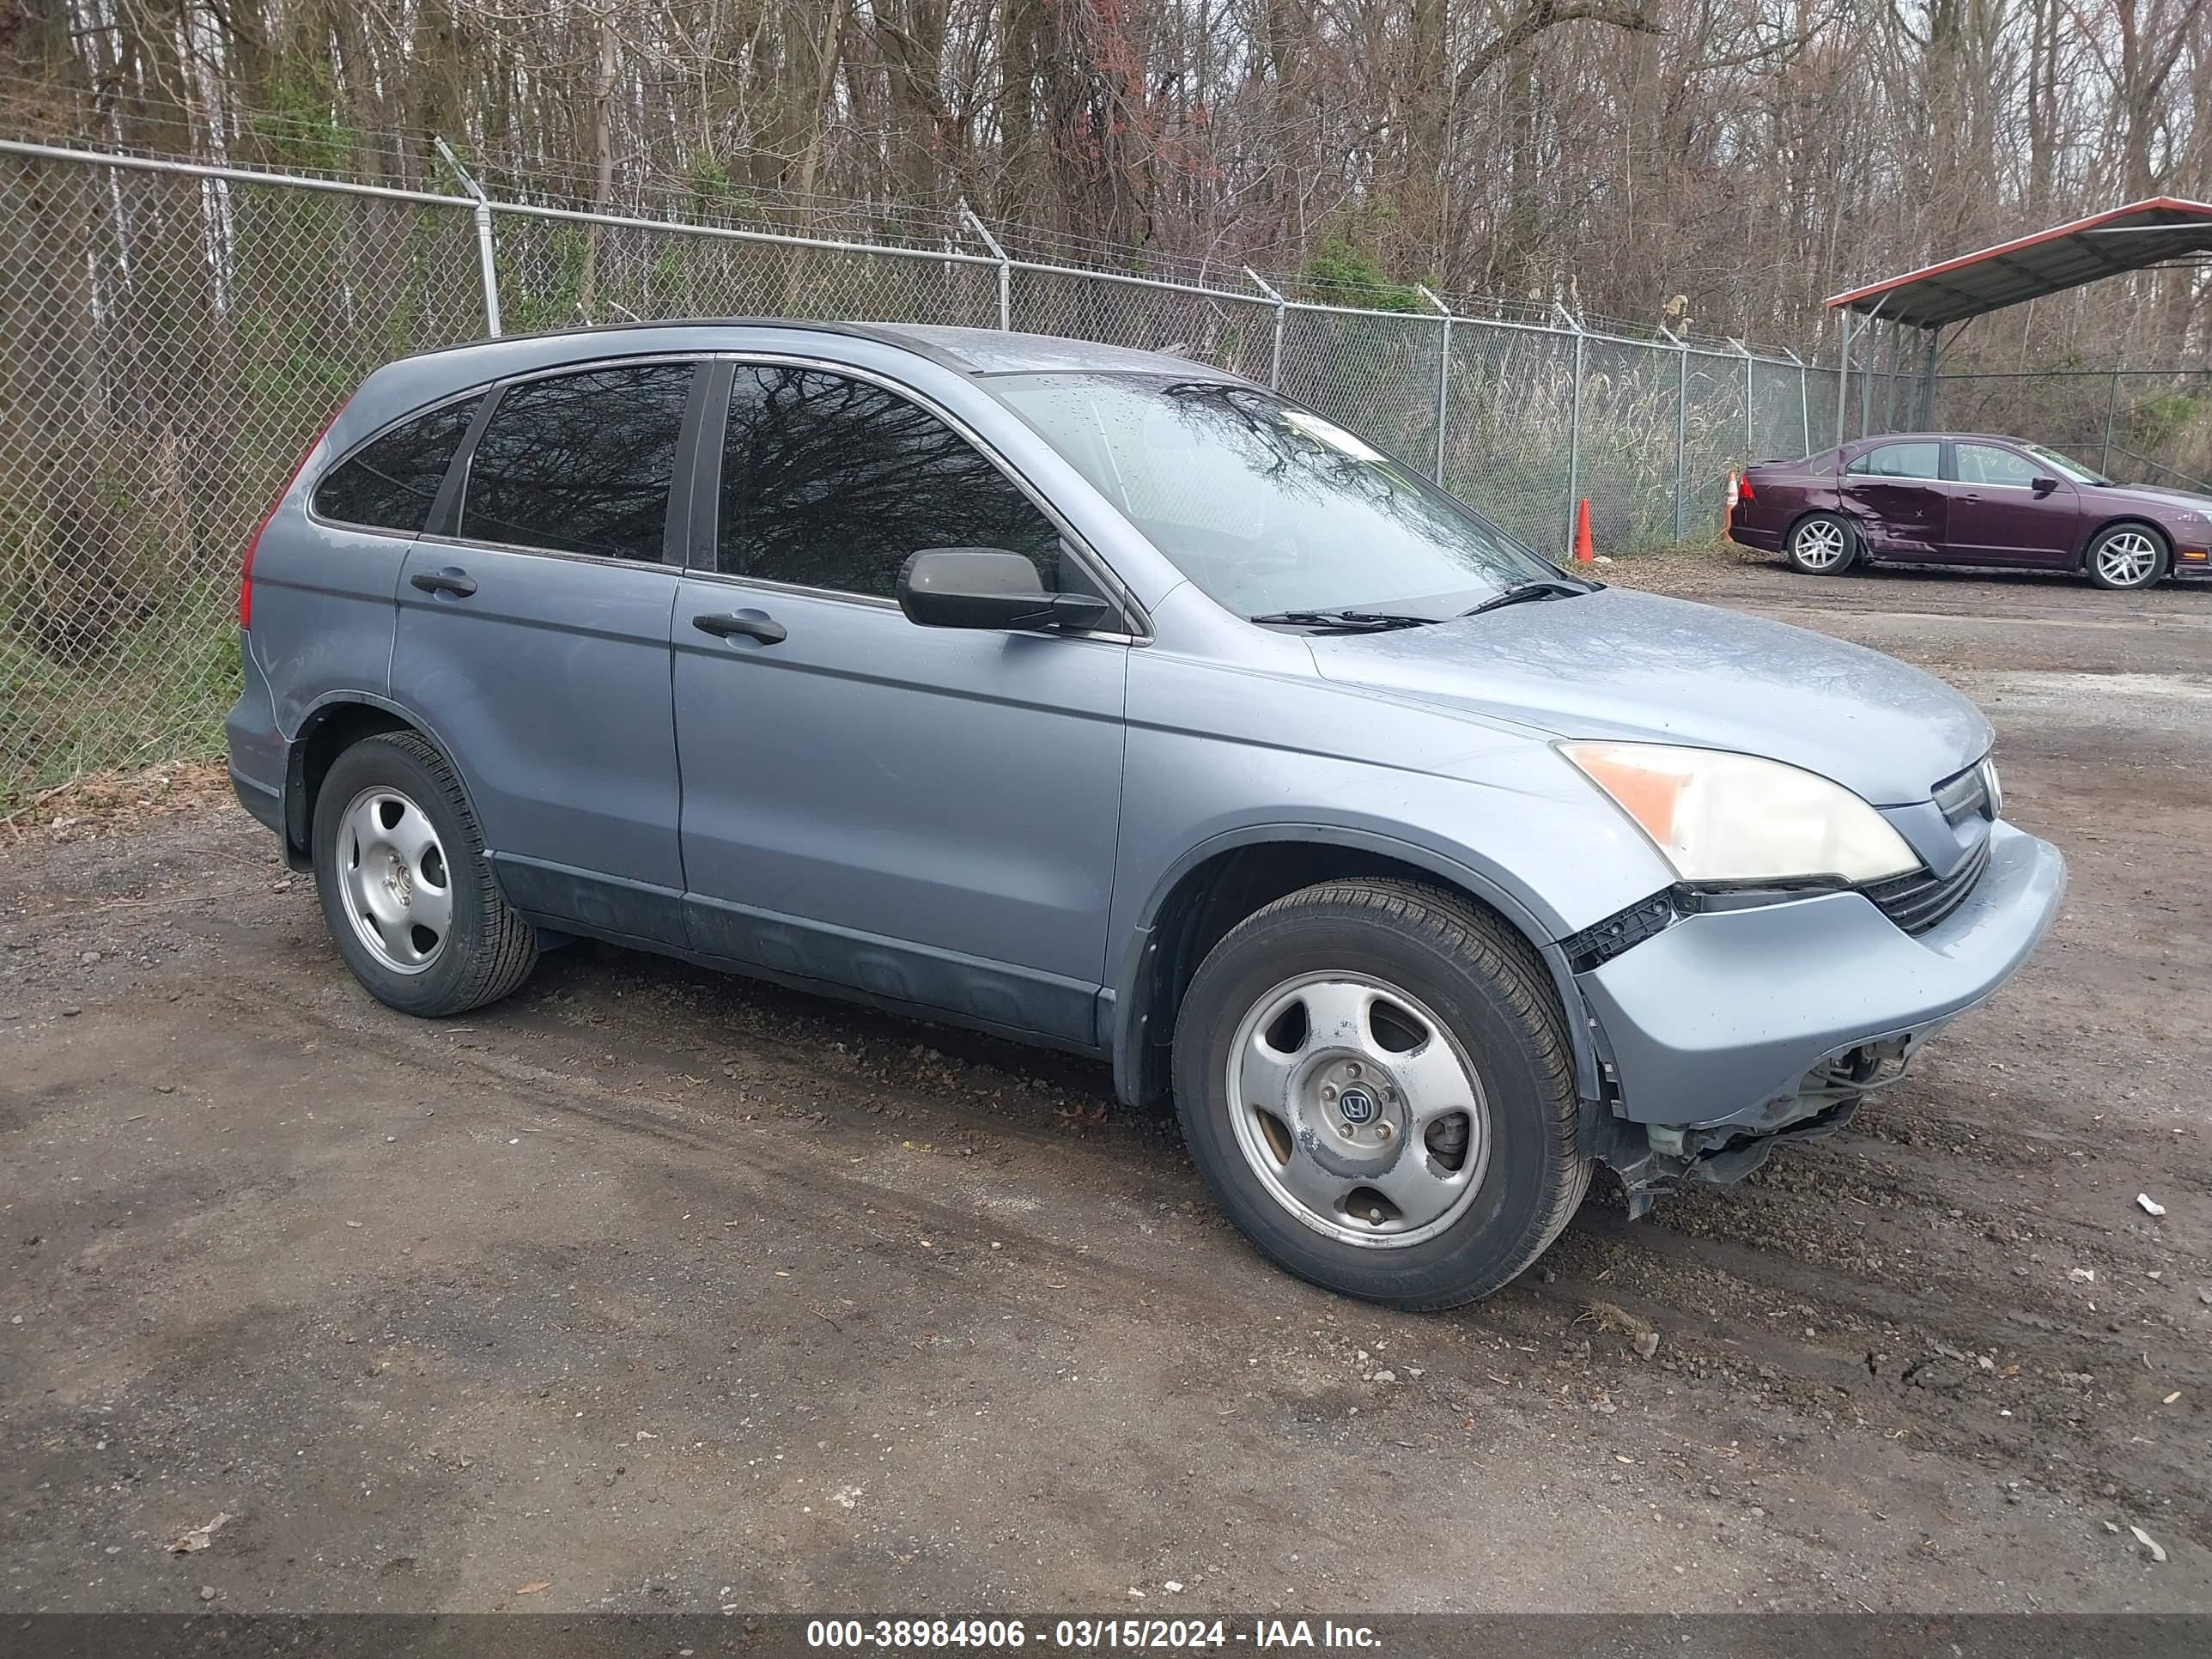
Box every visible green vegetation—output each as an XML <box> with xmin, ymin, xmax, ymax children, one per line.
<box><xmin>1299</xmin><ymin>236</ymin><xmax>1428</xmax><ymax>314</ymax></box>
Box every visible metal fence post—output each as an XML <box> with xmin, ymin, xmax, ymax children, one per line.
<box><xmin>958</xmin><ymin>199</ymin><xmax>1010</xmax><ymax>330</ymax></box>
<box><xmin>1554</xmin><ymin>304</ymin><xmax>1585</xmax><ymax>559</ymax></box>
<box><xmin>1784</xmin><ymin>347</ymin><xmax>1808</xmax><ymax>455</ymax></box>
<box><xmin>435</xmin><ymin>137</ymin><xmax>501</xmax><ymax>336</ymax></box>
<box><xmin>1658</xmin><ymin>325</ymin><xmax>1688</xmax><ymax>544</ymax></box>
<box><xmin>2101</xmin><ymin>359</ymin><xmax>2124</xmax><ymax>475</ymax></box>
<box><xmin>1245</xmin><ymin>267</ymin><xmax>1285</xmax><ymax>389</ymax></box>
<box><xmin>1417</xmin><ymin>285</ymin><xmax>1452</xmax><ymax>482</ymax></box>
<box><xmin>1732</xmin><ymin>337</ymin><xmax>1753</xmax><ymax>458</ymax></box>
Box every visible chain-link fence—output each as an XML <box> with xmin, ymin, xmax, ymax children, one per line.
<box><xmin>1932</xmin><ymin>369</ymin><xmax>2212</xmax><ymax>491</ymax></box>
<box><xmin>2</xmin><ymin>145</ymin><xmax>485</xmax><ymax>805</ymax></box>
<box><xmin>1</xmin><ymin>137</ymin><xmax>1830</xmax><ymax>806</ymax></box>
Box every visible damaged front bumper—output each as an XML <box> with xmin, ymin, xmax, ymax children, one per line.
<box><xmin>1573</xmin><ymin>820</ymin><xmax>2065</xmax><ymax>1214</ymax></box>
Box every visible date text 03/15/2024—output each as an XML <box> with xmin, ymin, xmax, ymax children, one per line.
<box><xmin>804</xmin><ymin>1618</ymin><xmax>1383</xmax><ymax>1650</ymax></box>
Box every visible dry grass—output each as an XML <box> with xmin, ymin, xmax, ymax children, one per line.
<box><xmin>0</xmin><ymin>756</ymin><xmax>235</xmax><ymax>848</ymax></box>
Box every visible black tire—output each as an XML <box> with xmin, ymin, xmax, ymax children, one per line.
<box><xmin>311</xmin><ymin>731</ymin><xmax>538</xmax><ymax>1017</ymax></box>
<box><xmin>1784</xmin><ymin>511</ymin><xmax>1858</xmax><ymax>575</ymax></box>
<box><xmin>2083</xmin><ymin>522</ymin><xmax>2168</xmax><ymax>591</ymax></box>
<box><xmin>1171</xmin><ymin>878</ymin><xmax>1588</xmax><ymax>1310</ymax></box>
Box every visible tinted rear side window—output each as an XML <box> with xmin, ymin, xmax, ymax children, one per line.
<box><xmin>717</xmin><ymin>366</ymin><xmax>1064</xmax><ymax>599</ymax></box>
<box><xmin>460</xmin><ymin>363</ymin><xmax>694</xmax><ymax>562</ymax></box>
<box><xmin>313</xmin><ymin>396</ymin><xmax>482</xmax><ymax>533</ymax></box>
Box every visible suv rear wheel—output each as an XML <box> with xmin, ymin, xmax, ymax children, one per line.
<box><xmin>311</xmin><ymin>732</ymin><xmax>538</xmax><ymax>1017</ymax></box>
<box><xmin>1171</xmin><ymin>879</ymin><xmax>1588</xmax><ymax>1310</ymax></box>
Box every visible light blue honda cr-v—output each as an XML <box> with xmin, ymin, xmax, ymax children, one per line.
<box><xmin>226</xmin><ymin>322</ymin><xmax>2065</xmax><ymax>1309</ymax></box>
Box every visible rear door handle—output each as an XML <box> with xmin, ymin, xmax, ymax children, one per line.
<box><xmin>693</xmin><ymin>611</ymin><xmax>787</xmax><ymax>646</ymax></box>
<box><xmin>410</xmin><ymin>568</ymin><xmax>477</xmax><ymax>598</ymax></box>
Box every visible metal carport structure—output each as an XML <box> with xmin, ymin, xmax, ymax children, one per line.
<box><xmin>1823</xmin><ymin>197</ymin><xmax>2212</xmax><ymax>442</ymax></box>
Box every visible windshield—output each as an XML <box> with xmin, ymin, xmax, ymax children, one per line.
<box><xmin>2021</xmin><ymin>441</ymin><xmax>2110</xmax><ymax>486</ymax></box>
<box><xmin>988</xmin><ymin>372</ymin><xmax>1559</xmax><ymax>617</ymax></box>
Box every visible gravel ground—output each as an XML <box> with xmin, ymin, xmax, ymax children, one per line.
<box><xmin>3</xmin><ymin>556</ymin><xmax>2209</xmax><ymax>1616</ymax></box>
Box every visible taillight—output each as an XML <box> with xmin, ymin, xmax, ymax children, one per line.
<box><xmin>1738</xmin><ymin>476</ymin><xmax>1756</xmax><ymax>501</ymax></box>
<box><xmin>241</xmin><ymin>407</ymin><xmax>343</xmax><ymax>628</ymax></box>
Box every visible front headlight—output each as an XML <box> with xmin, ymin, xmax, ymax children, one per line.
<box><xmin>1559</xmin><ymin>741</ymin><xmax>1919</xmax><ymax>885</ymax></box>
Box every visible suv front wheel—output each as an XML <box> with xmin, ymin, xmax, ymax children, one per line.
<box><xmin>1172</xmin><ymin>879</ymin><xmax>1589</xmax><ymax>1309</ymax></box>
<box><xmin>311</xmin><ymin>731</ymin><xmax>539</xmax><ymax>1017</ymax></box>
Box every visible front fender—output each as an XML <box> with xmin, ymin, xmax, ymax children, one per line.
<box><xmin>1108</xmin><ymin>821</ymin><xmax>1610</xmax><ymax>1111</ymax></box>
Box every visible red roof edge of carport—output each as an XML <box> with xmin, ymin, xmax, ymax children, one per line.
<box><xmin>1821</xmin><ymin>195</ymin><xmax>2212</xmax><ymax>313</ymax></box>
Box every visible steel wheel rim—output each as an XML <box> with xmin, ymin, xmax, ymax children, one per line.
<box><xmin>1794</xmin><ymin>519</ymin><xmax>1847</xmax><ymax>569</ymax></box>
<box><xmin>337</xmin><ymin>786</ymin><xmax>453</xmax><ymax>975</ymax></box>
<box><xmin>1224</xmin><ymin>972</ymin><xmax>1491</xmax><ymax>1249</ymax></box>
<box><xmin>2096</xmin><ymin>532</ymin><xmax>2158</xmax><ymax>586</ymax></box>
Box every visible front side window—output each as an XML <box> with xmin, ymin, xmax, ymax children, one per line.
<box><xmin>1955</xmin><ymin>444</ymin><xmax>2042</xmax><ymax>488</ymax></box>
<box><xmin>988</xmin><ymin>372</ymin><xmax>1554</xmax><ymax>617</ymax></box>
<box><xmin>1846</xmin><ymin>442</ymin><xmax>1942</xmax><ymax>481</ymax></box>
<box><xmin>459</xmin><ymin>363</ymin><xmax>694</xmax><ymax>561</ymax></box>
<box><xmin>717</xmin><ymin>367</ymin><xmax>1066</xmax><ymax>599</ymax></box>
<box><xmin>313</xmin><ymin>396</ymin><xmax>482</xmax><ymax>533</ymax></box>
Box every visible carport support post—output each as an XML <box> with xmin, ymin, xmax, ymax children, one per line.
<box><xmin>1246</xmin><ymin>266</ymin><xmax>1285</xmax><ymax>390</ymax></box>
<box><xmin>2101</xmin><ymin>357</ymin><xmax>2124</xmax><ymax>475</ymax></box>
<box><xmin>1883</xmin><ymin>325</ymin><xmax>1905</xmax><ymax>431</ymax></box>
<box><xmin>1418</xmin><ymin>285</ymin><xmax>1452</xmax><ymax>482</ymax></box>
<box><xmin>1919</xmin><ymin>327</ymin><xmax>1940</xmax><ymax>428</ymax></box>
<box><xmin>1859</xmin><ymin>324</ymin><xmax>1875</xmax><ymax>439</ymax></box>
<box><xmin>434</xmin><ymin>137</ymin><xmax>501</xmax><ymax>337</ymax></box>
<box><xmin>1834</xmin><ymin>308</ymin><xmax>1852</xmax><ymax>445</ymax></box>
<box><xmin>958</xmin><ymin>199</ymin><xmax>1012</xmax><ymax>331</ymax></box>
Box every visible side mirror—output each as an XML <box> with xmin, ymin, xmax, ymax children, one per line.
<box><xmin>2031</xmin><ymin>475</ymin><xmax>2061</xmax><ymax>495</ymax></box>
<box><xmin>897</xmin><ymin>548</ymin><xmax>1112</xmax><ymax>632</ymax></box>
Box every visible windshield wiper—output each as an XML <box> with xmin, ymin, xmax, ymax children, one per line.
<box><xmin>1248</xmin><ymin>609</ymin><xmax>1442</xmax><ymax>632</ymax></box>
<box><xmin>1461</xmin><ymin>578</ymin><xmax>1598</xmax><ymax>617</ymax></box>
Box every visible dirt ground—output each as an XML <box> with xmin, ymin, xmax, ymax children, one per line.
<box><xmin>3</xmin><ymin>556</ymin><xmax>2209</xmax><ymax>1617</ymax></box>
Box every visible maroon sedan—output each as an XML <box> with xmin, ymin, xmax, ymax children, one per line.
<box><xmin>1729</xmin><ymin>433</ymin><xmax>2212</xmax><ymax>590</ymax></box>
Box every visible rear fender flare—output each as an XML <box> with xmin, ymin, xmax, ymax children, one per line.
<box><xmin>283</xmin><ymin>691</ymin><xmax>488</xmax><ymax>863</ymax></box>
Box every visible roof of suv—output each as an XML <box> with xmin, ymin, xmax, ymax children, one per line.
<box><xmin>870</xmin><ymin>324</ymin><xmax>1206</xmax><ymax>376</ymax></box>
<box><xmin>396</xmin><ymin>319</ymin><xmax>1219</xmax><ymax>380</ymax></box>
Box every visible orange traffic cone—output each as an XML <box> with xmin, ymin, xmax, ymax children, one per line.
<box><xmin>1573</xmin><ymin>498</ymin><xmax>1595</xmax><ymax>564</ymax></box>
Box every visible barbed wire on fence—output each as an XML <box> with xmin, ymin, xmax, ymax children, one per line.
<box><xmin>6</xmin><ymin>137</ymin><xmax>2205</xmax><ymax>806</ymax></box>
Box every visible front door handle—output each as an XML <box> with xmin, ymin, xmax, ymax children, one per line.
<box><xmin>410</xmin><ymin>568</ymin><xmax>477</xmax><ymax>598</ymax></box>
<box><xmin>693</xmin><ymin>611</ymin><xmax>787</xmax><ymax>646</ymax></box>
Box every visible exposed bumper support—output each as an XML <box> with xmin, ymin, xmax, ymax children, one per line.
<box><xmin>1577</xmin><ymin>820</ymin><xmax>2064</xmax><ymax>1134</ymax></box>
